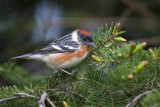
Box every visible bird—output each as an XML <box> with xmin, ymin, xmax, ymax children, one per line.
<box><xmin>11</xmin><ymin>30</ymin><xmax>96</xmax><ymax>75</ymax></box>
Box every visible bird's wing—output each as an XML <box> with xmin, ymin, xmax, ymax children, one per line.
<box><xmin>10</xmin><ymin>34</ymin><xmax>80</xmax><ymax>59</ymax></box>
<box><xmin>32</xmin><ymin>34</ymin><xmax>80</xmax><ymax>54</ymax></box>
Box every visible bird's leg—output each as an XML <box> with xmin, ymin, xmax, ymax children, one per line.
<box><xmin>59</xmin><ymin>68</ymin><xmax>75</xmax><ymax>76</ymax></box>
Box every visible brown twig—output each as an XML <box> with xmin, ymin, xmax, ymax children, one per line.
<box><xmin>0</xmin><ymin>88</ymin><xmax>56</xmax><ymax>107</ymax></box>
<box><xmin>15</xmin><ymin>92</ymin><xmax>38</xmax><ymax>99</ymax></box>
<box><xmin>101</xmin><ymin>60</ymin><xmax>117</xmax><ymax>62</ymax></box>
<box><xmin>38</xmin><ymin>91</ymin><xmax>56</xmax><ymax>107</ymax></box>
<box><xmin>134</xmin><ymin>36</ymin><xmax>160</xmax><ymax>46</ymax></box>
<box><xmin>13</xmin><ymin>85</ymin><xmax>20</xmax><ymax>93</ymax></box>
<box><xmin>46</xmin><ymin>96</ymin><xmax>56</xmax><ymax>107</ymax></box>
<box><xmin>0</xmin><ymin>93</ymin><xmax>38</xmax><ymax>103</ymax></box>
<box><xmin>154</xmin><ymin>58</ymin><xmax>160</xmax><ymax>61</ymax></box>
<box><xmin>38</xmin><ymin>91</ymin><xmax>47</xmax><ymax>107</ymax></box>
<box><xmin>121</xmin><ymin>0</ymin><xmax>158</xmax><ymax>20</ymax></box>
<box><xmin>110</xmin><ymin>91</ymin><xmax>114</xmax><ymax>107</ymax></box>
<box><xmin>0</xmin><ymin>96</ymin><xmax>21</xmax><ymax>102</ymax></box>
<box><xmin>0</xmin><ymin>86</ymin><xmax>38</xmax><ymax>104</ymax></box>
<box><xmin>125</xmin><ymin>90</ymin><xmax>155</xmax><ymax>107</ymax></box>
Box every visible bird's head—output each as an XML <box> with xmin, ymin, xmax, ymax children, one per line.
<box><xmin>76</xmin><ymin>29</ymin><xmax>96</xmax><ymax>48</ymax></box>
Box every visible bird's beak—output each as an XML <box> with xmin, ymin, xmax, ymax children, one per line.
<box><xmin>91</xmin><ymin>43</ymin><xmax>96</xmax><ymax>48</ymax></box>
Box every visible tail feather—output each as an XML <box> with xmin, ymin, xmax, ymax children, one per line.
<box><xmin>10</xmin><ymin>54</ymin><xmax>31</xmax><ymax>60</ymax></box>
<box><xmin>10</xmin><ymin>54</ymin><xmax>44</xmax><ymax>60</ymax></box>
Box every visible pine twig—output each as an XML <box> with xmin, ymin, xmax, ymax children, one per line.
<box><xmin>121</xmin><ymin>0</ymin><xmax>158</xmax><ymax>20</ymax></box>
<box><xmin>38</xmin><ymin>91</ymin><xmax>56</xmax><ymax>107</ymax></box>
<box><xmin>101</xmin><ymin>59</ymin><xmax>117</xmax><ymax>62</ymax></box>
<box><xmin>49</xmin><ymin>89</ymin><xmax>89</xmax><ymax>101</ymax></box>
<box><xmin>38</xmin><ymin>91</ymin><xmax>47</xmax><ymax>107</ymax></box>
<box><xmin>0</xmin><ymin>85</ymin><xmax>38</xmax><ymax>103</ymax></box>
<box><xmin>15</xmin><ymin>93</ymin><xmax>38</xmax><ymax>99</ymax></box>
<box><xmin>0</xmin><ymin>93</ymin><xmax>38</xmax><ymax>103</ymax></box>
<box><xmin>125</xmin><ymin>90</ymin><xmax>155</xmax><ymax>107</ymax></box>
<box><xmin>89</xmin><ymin>36</ymin><xmax>113</xmax><ymax>53</ymax></box>
<box><xmin>110</xmin><ymin>91</ymin><xmax>114</xmax><ymax>107</ymax></box>
<box><xmin>0</xmin><ymin>96</ymin><xmax>20</xmax><ymax>102</ymax></box>
<box><xmin>13</xmin><ymin>85</ymin><xmax>20</xmax><ymax>93</ymax></box>
<box><xmin>46</xmin><ymin>96</ymin><xmax>56</xmax><ymax>107</ymax></box>
<box><xmin>64</xmin><ymin>90</ymin><xmax>89</xmax><ymax>101</ymax></box>
<box><xmin>49</xmin><ymin>78</ymin><xmax>84</xmax><ymax>89</ymax></box>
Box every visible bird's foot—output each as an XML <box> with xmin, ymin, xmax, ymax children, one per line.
<box><xmin>59</xmin><ymin>69</ymin><xmax>76</xmax><ymax>79</ymax></box>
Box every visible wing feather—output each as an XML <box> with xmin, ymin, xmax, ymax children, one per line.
<box><xmin>31</xmin><ymin>34</ymin><xmax>79</xmax><ymax>54</ymax></box>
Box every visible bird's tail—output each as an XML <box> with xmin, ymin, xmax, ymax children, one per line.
<box><xmin>10</xmin><ymin>54</ymin><xmax>44</xmax><ymax>60</ymax></box>
<box><xmin>10</xmin><ymin>54</ymin><xmax>31</xmax><ymax>60</ymax></box>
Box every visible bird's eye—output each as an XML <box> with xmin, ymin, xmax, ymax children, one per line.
<box><xmin>83</xmin><ymin>38</ymin><xmax>87</xmax><ymax>41</ymax></box>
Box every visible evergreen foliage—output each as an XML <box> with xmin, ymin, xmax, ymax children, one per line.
<box><xmin>140</xmin><ymin>90</ymin><xmax>160</xmax><ymax>107</ymax></box>
<box><xmin>0</xmin><ymin>23</ymin><xmax>160</xmax><ymax>107</ymax></box>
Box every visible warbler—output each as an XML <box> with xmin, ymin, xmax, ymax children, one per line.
<box><xmin>11</xmin><ymin>30</ymin><xmax>96</xmax><ymax>75</ymax></box>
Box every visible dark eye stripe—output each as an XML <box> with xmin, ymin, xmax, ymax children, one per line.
<box><xmin>79</xmin><ymin>33</ymin><xmax>93</xmax><ymax>42</ymax></box>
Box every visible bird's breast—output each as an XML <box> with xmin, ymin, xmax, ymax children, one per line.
<box><xmin>47</xmin><ymin>45</ymin><xmax>89</xmax><ymax>69</ymax></box>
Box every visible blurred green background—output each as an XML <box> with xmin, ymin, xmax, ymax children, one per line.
<box><xmin>0</xmin><ymin>0</ymin><xmax>160</xmax><ymax>86</ymax></box>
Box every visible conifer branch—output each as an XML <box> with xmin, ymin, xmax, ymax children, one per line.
<box><xmin>49</xmin><ymin>78</ymin><xmax>84</xmax><ymax>89</ymax></box>
<box><xmin>38</xmin><ymin>91</ymin><xmax>56</xmax><ymax>107</ymax></box>
<box><xmin>13</xmin><ymin>85</ymin><xmax>20</xmax><ymax>93</ymax></box>
<box><xmin>1</xmin><ymin>23</ymin><xmax>160</xmax><ymax>106</ymax></box>
<box><xmin>0</xmin><ymin>93</ymin><xmax>38</xmax><ymax>103</ymax></box>
<box><xmin>38</xmin><ymin>91</ymin><xmax>47</xmax><ymax>107</ymax></box>
<box><xmin>92</xmin><ymin>55</ymin><xmax>117</xmax><ymax>62</ymax></box>
<box><xmin>0</xmin><ymin>96</ymin><xmax>22</xmax><ymax>102</ymax></box>
<box><xmin>62</xmin><ymin>90</ymin><xmax>89</xmax><ymax>101</ymax></box>
<box><xmin>125</xmin><ymin>90</ymin><xmax>155</xmax><ymax>107</ymax></box>
<box><xmin>46</xmin><ymin>96</ymin><xmax>56</xmax><ymax>107</ymax></box>
<box><xmin>89</xmin><ymin>36</ymin><xmax>113</xmax><ymax>53</ymax></box>
<box><xmin>100</xmin><ymin>59</ymin><xmax>117</xmax><ymax>62</ymax></box>
<box><xmin>48</xmin><ymin>89</ymin><xmax>89</xmax><ymax>101</ymax></box>
<box><xmin>15</xmin><ymin>93</ymin><xmax>39</xmax><ymax>99</ymax></box>
<box><xmin>110</xmin><ymin>91</ymin><xmax>114</xmax><ymax>107</ymax></box>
